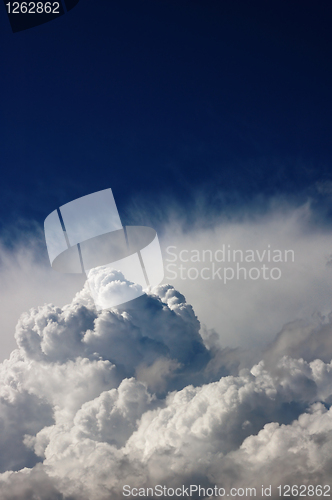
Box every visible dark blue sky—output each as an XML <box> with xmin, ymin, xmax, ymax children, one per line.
<box><xmin>1</xmin><ymin>0</ymin><xmax>332</xmax><ymax>234</ymax></box>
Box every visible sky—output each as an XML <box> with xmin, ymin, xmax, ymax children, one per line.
<box><xmin>1</xmin><ymin>0</ymin><xmax>332</xmax><ymax>228</ymax></box>
<box><xmin>1</xmin><ymin>1</ymin><xmax>332</xmax><ymax>499</ymax></box>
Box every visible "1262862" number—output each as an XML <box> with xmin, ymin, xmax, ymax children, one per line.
<box><xmin>277</xmin><ymin>485</ymin><xmax>331</xmax><ymax>497</ymax></box>
<box><xmin>6</xmin><ymin>2</ymin><xmax>60</xmax><ymax>14</ymax></box>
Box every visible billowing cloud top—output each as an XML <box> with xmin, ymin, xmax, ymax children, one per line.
<box><xmin>0</xmin><ymin>266</ymin><xmax>332</xmax><ymax>499</ymax></box>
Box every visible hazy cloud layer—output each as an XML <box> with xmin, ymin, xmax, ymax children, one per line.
<box><xmin>159</xmin><ymin>202</ymin><xmax>332</xmax><ymax>349</ymax></box>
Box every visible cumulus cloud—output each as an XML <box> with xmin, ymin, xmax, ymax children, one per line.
<box><xmin>87</xmin><ymin>267</ymin><xmax>144</xmax><ymax>310</ymax></box>
<box><xmin>0</xmin><ymin>202</ymin><xmax>332</xmax><ymax>499</ymax></box>
<box><xmin>2</xmin><ymin>347</ymin><xmax>332</xmax><ymax>498</ymax></box>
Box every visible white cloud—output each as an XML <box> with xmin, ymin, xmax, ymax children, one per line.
<box><xmin>72</xmin><ymin>378</ymin><xmax>155</xmax><ymax>448</ymax></box>
<box><xmin>264</xmin><ymin>313</ymin><xmax>332</xmax><ymax>366</ymax></box>
<box><xmin>0</xmin><ymin>202</ymin><xmax>332</xmax><ymax>498</ymax></box>
<box><xmin>159</xmin><ymin>202</ymin><xmax>332</xmax><ymax>349</ymax></box>
<box><xmin>0</xmin><ymin>234</ymin><xmax>85</xmax><ymax>361</ymax></box>
<box><xmin>1</xmin><ymin>349</ymin><xmax>331</xmax><ymax>499</ymax></box>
